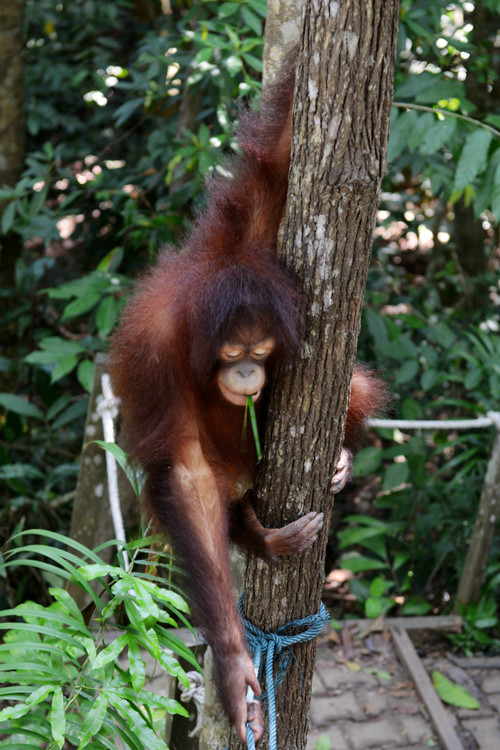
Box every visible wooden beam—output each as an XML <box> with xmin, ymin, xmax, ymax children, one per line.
<box><xmin>348</xmin><ymin>614</ymin><xmax>462</xmax><ymax>636</ymax></box>
<box><xmin>390</xmin><ymin>625</ymin><xmax>464</xmax><ymax>750</ymax></box>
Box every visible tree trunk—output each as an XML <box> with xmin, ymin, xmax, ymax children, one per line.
<box><xmin>231</xmin><ymin>2</ymin><xmax>399</xmax><ymax>748</ymax></box>
<box><xmin>0</xmin><ymin>0</ymin><xmax>25</xmax><ymax>393</ymax></box>
<box><xmin>0</xmin><ymin>0</ymin><xmax>25</xmax><ymax>193</ymax></box>
<box><xmin>263</xmin><ymin>0</ymin><xmax>303</xmax><ymax>84</ymax></box>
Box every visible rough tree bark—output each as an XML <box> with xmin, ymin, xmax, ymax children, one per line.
<box><xmin>230</xmin><ymin>2</ymin><xmax>399</xmax><ymax>748</ymax></box>
<box><xmin>0</xmin><ymin>0</ymin><xmax>25</xmax><ymax>193</ymax></box>
<box><xmin>0</xmin><ymin>0</ymin><xmax>25</xmax><ymax>394</ymax></box>
<box><xmin>263</xmin><ymin>0</ymin><xmax>303</xmax><ymax>84</ymax></box>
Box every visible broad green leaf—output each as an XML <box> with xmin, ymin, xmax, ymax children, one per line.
<box><xmin>79</xmin><ymin>563</ymin><xmax>119</xmax><ymax>580</ymax></box>
<box><xmin>77</xmin><ymin>359</ymin><xmax>95</xmax><ymax>393</ymax></box>
<box><xmin>342</xmin><ymin>514</ymin><xmax>400</xmax><ymax>529</ymax></box>
<box><xmin>224</xmin><ymin>55</ymin><xmax>243</xmax><ymax>75</ymax></box>
<box><xmin>132</xmin><ymin>579</ymin><xmax>160</xmax><ymax>621</ymax></box>
<box><xmin>428</xmin><ymin>322</ymin><xmax>456</xmax><ymax>349</ymax></box>
<box><xmin>383</xmin><ymin>462</ymin><xmax>409</xmax><ymax>491</ymax></box>
<box><xmin>420</xmin><ymin>116</ymin><xmax>457</xmax><ymax>155</ymax></box>
<box><xmin>46</xmin><ymin>273</ymin><xmax>111</xmax><ymax>300</ymax></box>
<box><xmin>415</xmin><ymin>80</ymin><xmax>464</xmax><ymax>103</ymax></box>
<box><xmin>96</xmin><ymin>295</ymin><xmax>118</xmax><ymax>337</ymax></box>
<box><xmin>341</xmin><ymin>555</ymin><xmax>387</xmax><ymax>573</ymax></box>
<box><xmin>145</xmin><ymin>584</ymin><xmax>190</xmax><ymax>614</ymax></box>
<box><xmin>370</xmin><ymin>577</ymin><xmax>390</xmax><ymax>597</ymax></box>
<box><xmin>0</xmin><ymin>701</ymin><xmax>31</xmax><ymax>720</ymax></box>
<box><xmin>92</xmin><ymin>633</ymin><xmax>128</xmax><ymax>669</ymax></box>
<box><xmin>0</xmin><ymin>393</ymin><xmax>44</xmax><ymax>420</ymax></box>
<box><xmin>432</xmin><ymin>671</ymin><xmax>479</xmax><ymax>709</ymax></box>
<box><xmin>92</xmin><ymin>440</ymin><xmax>144</xmax><ymax>497</ymax></box>
<box><xmin>26</xmin><ymin>684</ymin><xmax>55</xmax><ymax>707</ymax></box>
<box><xmin>113</xmin><ymin>97</ymin><xmax>144</xmax><ymax>127</ymax></box>
<box><xmin>395</xmin><ymin>72</ymin><xmax>438</xmax><ymax>99</ymax></box>
<box><xmin>52</xmin><ymin>398</ymin><xmax>88</xmax><ymax>429</ymax></box>
<box><xmin>2</xmin><ymin>604</ymin><xmax>88</xmax><ymax>635</ymax></box>
<box><xmin>401</xmin><ymin>397</ymin><xmax>423</xmax><ymax>420</ymax></box>
<box><xmin>217</xmin><ymin>2</ymin><xmax>240</xmax><ymax>19</ymax></box>
<box><xmin>365</xmin><ymin>597</ymin><xmax>384</xmax><ymax>619</ymax></box>
<box><xmin>106</xmin><ymin>691</ymin><xmax>169</xmax><ymax>750</ymax></box>
<box><xmin>421</xmin><ymin>369</ymin><xmax>443</xmax><ymax>391</ymax></box>
<box><xmin>49</xmin><ymin>587</ymin><xmax>85</xmax><ymax>624</ymax></box>
<box><xmin>395</xmin><ymin>360</ymin><xmax>419</xmax><ymax>384</ymax></box>
<box><xmin>25</xmin><ymin>350</ymin><xmax>66</xmax><ymax>365</ymax></box>
<box><xmin>314</xmin><ymin>736</ymin><xmax>332</xmax><ymax>750</ymax></box>
<box><xmin>241</xmin><ymin>52</ymin><xmax>263</xmax><ymax>72</ymax></box>
<box><xmin>0</xmin><ymin>463</ymin><xmax>44</xmax><ymax>480</ymax></box>
<box><xmin>158</xmin><ymin>630</ymin><xmax>200</xmax><ymax>673</ymax></box>
<box><xmin>401</xmin><ymin>598</ymin><xmax>432</xmax><ymax>616</ymax></box>
<box><xmin>465</xmin><ymin>368</ymin><xmax>483</xmax><ymax>390</ymax></box>
<box><xmin>62</xmin><ymin>292</ymin><xmax>101</xmax><ymax>320</ymax></box>
<box><xmin>51</xmin><ymin>355</ymin><xmax>78</xmax><ymax>383</ymax></box>
<box><xmin>353</xmin><ymin>446</ymin><xmax>383</xmax><ymax>477</ymax></box>
<box><xmin>338</xmin><ymin>525</ymin><xmax>386</xmax><ymax>549</ymax></box>
<box><xmin>387</xmin><ymin>111</ymin><xmax>411</xmax><ymax>162</ymax></box>
<box><xmin>491</xmin><ymin>152</ymin><xmax>500</xmax><ymax>220</ymax></box>
<box><xmin>40</xmin><ymin>336</ymin><xmax>86</xmax><ymax>355</ymax></box>
<box><xmin>71</xmin><ymin>635</ymin><xmax>96</xmax><ymax>662</ymax></box>
<box><xmin>241</xmin><ymin>6</ymin><xmax>262</xmax><ymax>35</ymax></box>
<box><xmin>128</xmin><ymin>636</ymin><xmax>146</xmax><ymax>692</ymax></box>
<box><xmin>78</xmin><ymin>690</ymin><xmax>108</xmax><ymax>749</ymax></box>
<box><xmin>50</xmin><ymin>686</ymin><xmax>66</xmax><ymax>748</ymax></box>
<box><xmin>454</xmin><ymin>129</ymin><xmax>493</xmax><ymax>192</ymax></box>
<box><xmin>407</xmin><ymin>111</ymin><xmax>434</xmax><ymax>150</ymax></box>
<box><xmin>1</xmin><ymin>201</ymin><xmax>16</xmax><ymax>234</ymax></box>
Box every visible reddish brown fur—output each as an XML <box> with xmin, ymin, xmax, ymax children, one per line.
<box><xmin>110</xmin><ymin>51</ymin><xmax>386</xmax><ymax>743</ymax></box>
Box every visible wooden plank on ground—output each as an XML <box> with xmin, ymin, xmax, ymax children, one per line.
<box><xmin>348</xmin><ymin>614</ymin><xmax>462</xmax><ymax>635</ymax></box>
<box><xmin>390</xmin><ymin>625</ymin><xmax>464</xmax><ymax>750</ymax></box>
<box><xmin>447</xmin><ymin>653</ymin><xmax>500</xmax><ymax>670</ymax></box>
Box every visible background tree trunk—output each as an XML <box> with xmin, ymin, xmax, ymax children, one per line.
<box><xmin>0</xmin><ymin>0</ymin><xmax>25</xmax><ymax>194</ymax></box>
<box><xmin>0</xmin><ymin>0</ymin><xmax>25</xmax><ymax>393</ymax></box>
<box><xmin>230</xmin><ymin>2</ymin><xmax>399</xmax><ymax>748</ymax></box>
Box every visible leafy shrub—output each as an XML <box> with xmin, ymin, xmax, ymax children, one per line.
<box><xmin>339</xmin><ymin>305</ymin><xmax>500</xmax><ymax>623</ymax></box>
<box><xmin>0</xmin><ymin>0</ymin><xmax>266</xmax><ymax>549</ymax></box>
<box><xmin>0</xmin><ymin>531</ymin><xmax>199</xmax><ymax>749</ymax></box>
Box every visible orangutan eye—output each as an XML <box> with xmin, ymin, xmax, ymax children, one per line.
<box><xmin>251</xmin><ymin>338</ymin><xmax>275</xmax><ymax>359</ymax></box>
<box><xmin>220</xmin><ymin>346</ymin><xmax>243</xmax><ymax>362</ymax></box>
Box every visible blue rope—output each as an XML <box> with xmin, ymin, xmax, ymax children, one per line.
<box><xmin>239</xmin><ymin>597</ymin><xmax>330</xmax><ymax>750</ymax></box>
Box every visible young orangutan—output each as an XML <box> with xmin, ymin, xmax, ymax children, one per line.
<box><xmin>110</xmin><ymin>53</ymin><xmax>386</xmax><ymax>743</ymax></box>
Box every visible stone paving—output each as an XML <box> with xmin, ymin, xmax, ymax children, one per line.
<box><xmin>123</xmin><ymin>626</ymin><xmax>500</xmax><ymax>749</ymax></box>
<box><xmin>307</xmin><ymin>632</ymin><xmax>500</xmax><ymax>750</ymax></box>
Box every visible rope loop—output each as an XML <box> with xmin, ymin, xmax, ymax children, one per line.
<box><xmin>239</xmin><ymin>597</ymin><xmax>329</xmax><ymax>750</ymax></box>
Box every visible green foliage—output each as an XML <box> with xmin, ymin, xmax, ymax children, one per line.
<box><xmin>432</xmin><ymin>671</ymin><xmax>479</xmax><ymax>709</ymax></box>
<box><xmin>0</xmin><ymin>530</ymin><xmax>198</xmax><ymax>749</ymax></box>
<box><xmin>0</xmin><ymin>0</ymin><xmax>266</xmax><ymax>546</ymax></box>
<box><xmin>447</xmin><ymin>597</ymin><xmax>500</xmax><ymax>656</ymax></box>
<box><xmin>2</xmin><ymin>0</ymin><xmax>265</xmax><ymax>259</ymax></box>
<box><xmin>343</xmin><ymin>305</ymin><xmax>500</xmax><ymax>628</ymax></box>
<box><xmin>313</xmin><ymin>736</ymin><xmax>332</xmax><ymax>750</ymax></box>
<box><xmin>393</xmin><ymin>0</ymin><xmax>500</xmax><ymax>220</ymax></box>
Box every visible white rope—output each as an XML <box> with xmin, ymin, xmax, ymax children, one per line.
<box><xmin>368</xmin><ymin>411</ymin><xmax>500</xmax><ymax>432</ymax></box>
<box><xmin>97</xmin><ymin>373</ymin><xmax>130</xmax><ymax>571</ymax></box>
<box><xmin>179</xmin><ymin>671</ymin><xmax>205</xmax><ymax>737</ymax></box>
